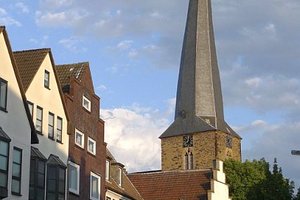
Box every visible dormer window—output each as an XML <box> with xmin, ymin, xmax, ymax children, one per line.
<box><xmin>87</xmin><ymin>137</ymin><xmax>96</xmax><ymax>155</ymax></box>
<box><xmin>44</xmin><ymin>70</ymin><xmax>50</xmax><ymax>89</ymax></box>
<box><xmin>82</xmin><ymin>96</ymin><xmax>91</xmax><ymax>112</ymax></box>
<box><xmin>0</xmin><ymin>78</ymin><xmax>8</xmax><ymax>112</ymax></box>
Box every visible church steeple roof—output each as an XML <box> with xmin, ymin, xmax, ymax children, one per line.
<box><xmin>160</xmin><ymin>0</ymin><xmax>240</xmax><ymax>138</ymax></box>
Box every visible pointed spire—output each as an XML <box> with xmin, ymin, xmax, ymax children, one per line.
<box><xmin>160</xmin><ymin>0</ymin><xmax>240</xmax><ymax>138</ymax></box>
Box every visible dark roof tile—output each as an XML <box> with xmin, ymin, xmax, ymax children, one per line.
<box><xmin>13</xmin><ymin>49</ymin><xmax>50</xmax><ymax>91</ymax></box>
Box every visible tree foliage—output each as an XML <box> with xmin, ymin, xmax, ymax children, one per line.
<box><xmin>224</xmin><ymin>158</ymin><xmax>295</xmax><ymax>200</ymax></box>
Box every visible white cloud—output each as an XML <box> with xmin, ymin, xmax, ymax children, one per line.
<box><xmin>0</xmin><ymin>8</ymin><xmax>7</xmax><ymax>15</ymax></box>
<box><xmin>245</xmin><ymin>77</ymin><xmax>262</xmax><ymax>88</ymax></box>
<box><xmin>36</xmin><ymin>9</ymin><xmax>89</xmax><ymax>27</ymax></box>
<box><xmin>117</xmin><ymin>40</ymin><xmax>133</xmax><ymax>50</ymax></box>
<box><xmin>0</xmin><ymin>7</ymin><xmax>22</xmax><ymax>27</ymax></box>
<box><xmin>101</xmin><ymin>103</ymin><xmax>173</xmax><ymax>172</ymax></box>
<box><xmin>15</xmin><ymin>2</ymin><xmax>29</xmax><ymax>14</ymax></box>
<box><xmin>242</xmin><ymin>121</ymin><xmax>300</xmax><ymax>188</ymax></box>
<box><xmin>96</xmin><ymin>84</ymin><xmax>107</xmax><ymax>92</ymax></box>
<box><xmin>58</xmin><ymin>36</ymin><xmax>87</xmax><ymax>53</ymax></box>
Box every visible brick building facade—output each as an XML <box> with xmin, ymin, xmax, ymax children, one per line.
<box><xmin>56</xmin><ymin>63</ymin><xmax>106</xmax><ymax>200</ymax></box>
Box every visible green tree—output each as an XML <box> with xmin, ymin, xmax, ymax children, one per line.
<box><xmin>294</xmin><ymin>187</ymin><xmax>300</xmax><ymax>200</ymax></box>
<box><xmin>224</xmin><ymin>158</ymin><xmax>294</xmax><ymax>200</ymax></box>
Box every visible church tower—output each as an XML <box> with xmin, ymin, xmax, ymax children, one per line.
<box><xmin>160</xmin><ymin>0</ymin><xmax>241</xmax><ymax>171</ymax></box>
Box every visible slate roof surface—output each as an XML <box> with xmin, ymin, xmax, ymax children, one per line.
<box><xmin>13</xmin><ymin>49</ymin><xmax>50</xmax><ymax>91</ymax></box>
<box><xmin>31</xmin><ymin>147</ymin><xmax>47</xmax><ymax>160</ymax></box>
<box><xmin>128</xmin><ymin>169</ymin><xmax>212</xmax><ymax>200</ymax></box>
<box><xmin>106</xmin><ymin>149</ymin><xmax>144</xmax><ymax>200</ymax></box>
<box><xmin>48</xmin><ymin>154</ymin><xmax>67</xmax><ymax>168</ymax></box>
<box><xmin>160</xmin><ymin>0</ymin><xmax>241</xmax><ymax>139</ymax></box>
<box><xmin>56</xmin><ymin>62</ymin><xmax>88</xmax><ymax>88</ymax></box>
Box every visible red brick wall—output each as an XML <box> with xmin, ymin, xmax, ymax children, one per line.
<box><xmin>64</xmin><ymin>77</ymin><xmax>106</xmax><ymax>200</ymax></box>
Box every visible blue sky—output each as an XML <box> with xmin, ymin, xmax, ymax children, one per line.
<box><xmin>1</xmin><ymin>0</ymin><xmax>300</xmax><ymax>188</ymax></box>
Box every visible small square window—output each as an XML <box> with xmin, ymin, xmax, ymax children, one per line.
<box><xmin>75</xmin><ymin>129</ymin><xmax>84</xmax><ymax>148</ymax></box>
<box><xmin>90</xmin><ymin>172</ymin><xmax>100</xmax><ymax>200</ymax></box>
<box><xmin>87</xmin><ymin>137</ymin><xmax>96</xmax><ymax>155</ymax></box>
<box><xmin>0</xmin><ymin>78</ymin><xmax>8</xmax><ymax>112</ymax></box>
<box><xmin>82</xmin><ymin>96</ymin><xmax>91</xmax><ymax>112</ymax></box>
<box><xmin>68</xmin><ymin>161</ymin><xmax>80</xmax><ymax>195</ymax></box>
<box><xmin>44</xmin><ymin>70</ymin><xmax>50</xmax><ymax>89</ymax></box>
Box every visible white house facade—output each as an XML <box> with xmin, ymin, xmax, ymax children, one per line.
<box><xmin>14</xmin><ymin>48</ymin><xmax>69</xmax><ymax>200</ymax></box>
<box><xmin>0</xmin><ymin>26</ymin><xmax>38</xmax><ymax>200</ymax></box>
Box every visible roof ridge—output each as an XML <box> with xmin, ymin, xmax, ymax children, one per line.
<box><xmin>56</xmin><ymin>61</ymin><xmax>89</xmax><ymax>67</ymax></box>
<box><xmin>13</xmin><ymin>48</ymin><xmax>51</xmax><ymax>53</ymax></box>
<box><xmin>129</xmin><ymin>168</ymin><xmax>211</xmax><ymax>175</ymax></box>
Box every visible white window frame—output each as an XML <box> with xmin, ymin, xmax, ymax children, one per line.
<box><xmin>75</xmin><ymin>129</ymin><xmax>84</xmax><ymax>148</ymax></box>
<box><xmin>82</xmin><ymin>96</ymin><xmax>91</xmax><ymax>112</ymax></box>
<box><xmin>68</xmin><ymin>161</ymin><xmax>80</xmax><ymax>195</ymax></box>
<box><xmin>105</xmin><ymin>160</ymin><xmax>110</xmax><ymax>181</ymax></box>
<box><xmin>90</xmin><ymin>172</ymin><xmax>101</xmax><ymax>200</ymax></box>
<box><xmin>87</xmin><ymin>137</ymin><xmax>96</xmax><ymax>155</ymax></box>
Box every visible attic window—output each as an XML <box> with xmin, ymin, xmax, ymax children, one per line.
<box><xmin>82</xmin><ymin>96</ymin><xmax>91</xmax><ymax>112</ymax></box>
<box><xmin>44</xmin><ymin>70</ymin><xmax>50</xmax><ymax>89</ymax></box>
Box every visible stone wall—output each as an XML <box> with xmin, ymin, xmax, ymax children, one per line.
<box><xmin>161</xmin><ymin>131</ymin><xmax>241</xmax><ymax>171</ymax></box>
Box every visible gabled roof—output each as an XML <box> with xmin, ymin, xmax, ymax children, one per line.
<box><xmin>13</xmin><ymin>48</ymin><xmax>69</xmax><ymax>121</ymax></box>
<box><xmin>31</xmin><ymin>146</ymin><xmax>47</xmax><ymax>161</ymax></box>
<box><xmin>55</xmin><ymin>62</ymin><xmax>88</xmax><ymax>88</ymax></box>
<box><xmin>106</xmin><ymin>149</ymin><xmax>144</xmax><ymax>200</ymax></box>
<box><xmin>0</xmin><ymin>26</ymin><xmax>38</xmax><ymax>144</ymax></box>
<box><xmin>48</xmin><ymin>154</ymin><xmax>67</xmax><ymax>168</ymax></box>
<box><xmin>13</xmin><ymin>48</ymin><xmax>50</xmax><ymax>91</ymax></box>
<box><xmin>128</xmin><ymin>169</ymin><xmax>212</xmax><ymax>200</ymax></box>
<box><xmin>0</xmin><ymin>127</ymin><xmax>11</xmax><ymax>142</ymax></box>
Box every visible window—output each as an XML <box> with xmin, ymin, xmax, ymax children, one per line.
<box><xmin>68</xmin><ymin>161</ymin><xmax>80</xmax><ymax>195</ymax></box>
<box><xmin>106</xmin><ymin>197</ymin><xmax>111</xmax><ymax>200</ymax></box>
<box><xmin>36</xmin><ymin>106</ymin><xmax>43</xmax><ymax>134</ymax></box>
<box><xmin>0</xmin><ymin>78</ymin><xmax>8</xmax><ymax>111</ymax></box>
<box><xmin>0</xmin><ymin>139</ymin><xmax>9</xmax><ymax>193</ymax></box>
<box><xmin>90</xmin><ymin>172</ymin><xmax>100</xmax><ymax>200</ymax></box>
<box><xmin>12</xmin><ymin>147</ymin><xmax>22</xmax><ymax>195</ymax></box>
<box><xmin>184</xmin><ymin>151</ymin><xmax>193</xmax><ymax>170</ymax></box>
<box><xmin>118</xmin><ymin>168</ymin><xmax>122</xmax><ymax>187</ymax></box>
<box><xmin>226</xmin><ymin>136</ymin><xmax>233</xmax><ymax>148</ymax></box>
<box><xmin>27</xmin><ymin>101</ymin><xmax>33</xmax><ymax>118</ymax></box>
<box><xmin>46</xmin><ymin>165</ymin><xmax>66</xmax><ymax>200</ymax></box>
<box><xmin>48</xmin><ymin>113</ymin><xmax>54</xmax><ymax>140</ymax></box>
<box><xmin>44</xmin><ymin>70</ymin><xmax>50</xmax><ymax>89</ymax></box>
<box><xmin>82</xmin><ymin>96</ymin><xmax>91</xmax><ymax>112</ymax></box>
<box><xmin>29</xmin><ymin>158</ymin><xmax>46</xmax><ymax>200</ymax></box>
<box><xmin>56</xmin><ymin>117</ymin><xmax>63</xmax><ymax>143</ymax></box>
<box><xmin>87</xmin><ymin>137</ymin><xmax>96</xmax><ymax>155</ymax></box>
<box><xmin>105</xmin><ymin>160</ymin><xmax>110</xmax><ymax>181</ymax></box>
<box><xmin>75</xmin><ymin>129</ymin><xmax>84</xmax><ymax>148</ymax></box>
